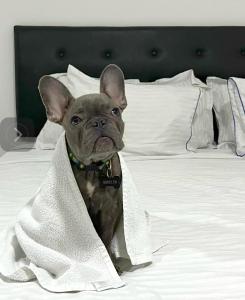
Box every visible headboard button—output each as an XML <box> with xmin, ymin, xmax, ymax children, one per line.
<box><xmin>196</xmin><ymin>48</ymin><xmax>204</xmax><ymax>57</ymax></box>
<box><xmin>57</xmin><ymin>49</ymin><xmax>66</xmax><ymax>59</ymax></box>
<box><xmin>104</xmin><ymin>50</ymin><xmax>112</xmax><ymax>58</ymax></box>
<box><xmin>151</xmin><ymin>49</ymin><xmax>158</xmax><ymax>57</ymax></box>
<box><xmin>241</xmin><ymin>48</ymin><xmax>245</xmax><ymax>56</ymax></box>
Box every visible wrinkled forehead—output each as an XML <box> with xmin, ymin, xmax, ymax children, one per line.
<box><xmin>70</xmin><ymin>93</ymin><xmax>114</xmax><ymax>115</ymax></box>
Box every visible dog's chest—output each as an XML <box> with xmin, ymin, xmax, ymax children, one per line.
<box><xmin>86</xmin><ymin>180</ymin><xmax>96</xmax><ymax>198</ymax></box>
<box><xmin>71</xmin><ymin>155</ymin><xmax>122</xmax><ymax>214</ymax></box>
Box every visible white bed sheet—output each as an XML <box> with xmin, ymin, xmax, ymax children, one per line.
<box><xmin>0</xmin><ymin>147</ymin><xmax>245</xmax><ymax>300</ymax></box>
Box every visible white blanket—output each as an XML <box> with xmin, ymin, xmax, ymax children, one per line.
<box><xmin>0</xmin><ymin>132</ymin><xmax>165</xmax><ymax>293</ymax></box>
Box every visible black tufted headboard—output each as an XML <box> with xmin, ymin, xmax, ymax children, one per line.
<box><xmin>14</xmin><ymin>26</ymin><xmax>245</xmax><ymax>137</ymax></box>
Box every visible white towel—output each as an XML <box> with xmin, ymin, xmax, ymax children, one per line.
<box><xmin>0</xmin><ymin>132</ymin><xmax>167</xmax><ymax>292</ymax></box>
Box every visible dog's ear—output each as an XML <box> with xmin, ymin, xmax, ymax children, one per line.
<box><xmin>38</xmin><ymin>76</ymin><xmax>74</xmax><ymax>124</ymax></box>
<box><xmin>100</xmin><ymin>64</ymin><xmax>127</xmax><ymax>110</ymax></box>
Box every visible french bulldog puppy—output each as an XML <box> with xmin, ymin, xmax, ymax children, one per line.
<box><xmin>38</xmin><ymin>64</ymin><xmax>127</xmax><ymax>274</ymax></box>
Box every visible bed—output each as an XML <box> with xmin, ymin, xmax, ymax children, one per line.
<box><xmin>1</xmin><ymin>26</ymin><xmax>245</xmax><ymax>299</ymax></box>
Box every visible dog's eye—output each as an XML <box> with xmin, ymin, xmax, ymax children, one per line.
<box><xmin>111</xmin><ymin>107</ymin><xmax>120</xmax><ymax>117</ymax></box>
<box><xmin>71</xmin><ymin>115</ymin><xmax>82</xmax><ymax>126</ymax></box>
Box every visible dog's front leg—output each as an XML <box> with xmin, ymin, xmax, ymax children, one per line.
<box><xmin>99</xmin><ymin>204</ymin><xmax>123</xmax><ymax>275</ymax></box>
<box><xmin>100</xmin><ymin>228</ymin><xmax>123</xmax><ymax>275</ymax></box>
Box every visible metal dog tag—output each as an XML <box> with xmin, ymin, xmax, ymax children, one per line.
<box><xmin>100</xmin><ymin>176</ymin><xmax>121</xmax><ymax>189</ymax></box>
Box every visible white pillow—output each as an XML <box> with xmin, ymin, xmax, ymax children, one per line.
<box><xmin>207</xmin><ymin>77</ymin><xmax>235</xmax><ymax>149</ymax></box>
<box><xmin>66</xmin><ymin>65</ymin><xmax>200</xmax><ymax>155</ymax></box>
<box><xmin>35</xmin><ymin>71</ymin><xmax>139</xmax><ymax>149</ymax></box>
<box><xmin>155</xmin><ymin>70</ymin><xmax>214</xmax><ymax>150</ymax></box>
<box><xmin>227</xmin><ymin>77</ymin><xmax>245</xmax><ymax>156</ymax></box>
<box><xmin>155</xmin><ymin>69</ymin><xmax>206</xmax><ymax>87</ymax></box>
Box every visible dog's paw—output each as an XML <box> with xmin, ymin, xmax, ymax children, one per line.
<box><xmin>115</xmin><ymin>264</ymin><xmax>123</xmax><ymax>275</ymax></box>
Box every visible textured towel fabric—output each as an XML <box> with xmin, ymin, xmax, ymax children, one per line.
<box><xmin>0</xmin><ymin>132</ymin><xmax>165</xmax><ymax>292</ymax></box>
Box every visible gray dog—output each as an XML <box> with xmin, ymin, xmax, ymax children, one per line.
<box><xmin>38</xmin><ymin>64</ymin><xmax>126</xmax><ymax>274</ymax></box>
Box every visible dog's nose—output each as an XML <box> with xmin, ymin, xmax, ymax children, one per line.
<box><xmin>92</xmin><ymin>118</ymin><xmax>107</xmax><ymax>128</ymax></box>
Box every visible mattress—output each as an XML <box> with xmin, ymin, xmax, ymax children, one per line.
<box><xmin>0</xmin><ymin>144</ymin><xmax>245</xmax><ymax>300</ymax></box>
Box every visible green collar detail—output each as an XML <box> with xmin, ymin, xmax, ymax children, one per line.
<box><xmin>67</xmin><ymin>143</ymin><xmax>110</xmax><ymax>172</ymax></box>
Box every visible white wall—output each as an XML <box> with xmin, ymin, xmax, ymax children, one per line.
<box><xmin>1</xmin><ymin>0</ymin><xmax>245</xmax><ymax>122</ymax></box>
